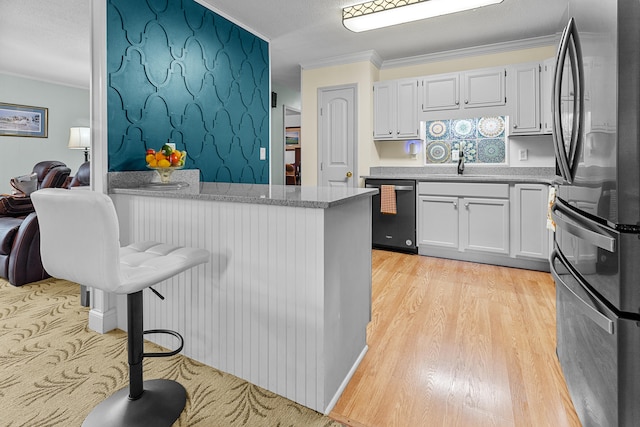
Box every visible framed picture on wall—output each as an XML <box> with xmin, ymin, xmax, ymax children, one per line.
<box><xmin>285</xmin><ymin>127</ymin><xmax>300</xmax><ymax>147</ymax></box>
<box><xmin>0</xmin><ymin>102</ymin><xmax>48</xmax><ymax>138</ymax></box>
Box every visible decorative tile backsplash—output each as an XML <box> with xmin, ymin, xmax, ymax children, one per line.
<box><xmin>425</xmin><ymin>116</ymin><xmax>507</xmax><ymax>164</ymax></box>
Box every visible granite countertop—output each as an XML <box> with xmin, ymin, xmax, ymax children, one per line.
<box><xmin>364</xmin><ymin>166</ymin><xmax>556</xmax><ymax>185</ymax></box>
<box><xmin>110</xmin><ymin>172</ymin><xmax>377</xmax><ymax>209</ymax></box>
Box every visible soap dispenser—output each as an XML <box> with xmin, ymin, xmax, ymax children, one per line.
<box><xmin>457</xmin><ymin>147</ymin><xmax>465</xmax><ymax>175</ymax></box>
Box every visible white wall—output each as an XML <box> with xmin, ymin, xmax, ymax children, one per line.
<box><xmin>0</xmin><ymin>73</ymin><xmax>90</xmax><ymax>193</ymax></box>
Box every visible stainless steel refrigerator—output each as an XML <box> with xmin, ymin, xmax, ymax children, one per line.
<box><xmin>549</xmin><ymin>0</ymin><xmax>640</xmax><ymax>426</ymax></box>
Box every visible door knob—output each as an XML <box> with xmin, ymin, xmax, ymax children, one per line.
<box><xmin>346</xmin><ymin>171</ymin><xmax>353</xmax><ymax>178</ymax></box>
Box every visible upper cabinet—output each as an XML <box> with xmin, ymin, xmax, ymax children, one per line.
<box><xmin>508</xmin><ymin>60</ymin><xmax>555</xmax><ymax>136</ymax></box>
<box><xmin>421</xmin><ymin>73</ymin><xmax>460</xmax><ymax>111</ymax></box>
<box><xmin>542</xmin><ymin>58</ymin><xmax>555</xmax><ymax>134</ymax></box>
<box><xmin>373</xmin><ymin>60</ymin><xmax>556</xmax><ymax>140</ymax></box>
<box><xmin>509</xmin><ymin>62</ymin><xmax>542</xmax><ymax>134</ymax></box>
<box><xmin>463</xmin><ymin>68</ymin><xmax>507</xmax><ymax>108</ymax></box>
<box><xmin>373</xmin><ymin>78</ymin><xmax>419</xmax><ymax>140</ymax></box>
<box><xmin>421</xmin><ymin>67</ymin><xmax>506</xmax><ymax>113</ymax></box>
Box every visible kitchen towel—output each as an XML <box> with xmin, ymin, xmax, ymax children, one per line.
<box><xmin>380</xmin><ymin>185</ymin><xmax>397</xmax><ymax>215</ymax></box>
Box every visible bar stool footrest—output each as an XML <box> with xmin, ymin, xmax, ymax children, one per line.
<box><xmin>143</xmin><ymin>329</ymin><xmax>184</xmax><ymax>358</ymax></box>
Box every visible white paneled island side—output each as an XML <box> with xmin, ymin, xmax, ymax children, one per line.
<box><xmin>106</xmin><ymin>177</ymin><xmax>376</xmax><ymax>415</ymax></box>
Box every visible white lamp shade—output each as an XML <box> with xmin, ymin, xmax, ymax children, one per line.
<box><xmin>68</xmin><ymin>127</ymin><xmax>91</xmax><ymax>149</ymax></box>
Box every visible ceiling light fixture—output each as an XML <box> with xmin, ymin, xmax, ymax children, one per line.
<box><xmin>343</xmin><ymin>0</ymin><xmax>504</xmax><ymax>33</ymax></box>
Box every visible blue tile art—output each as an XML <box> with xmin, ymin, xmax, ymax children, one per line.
<box><xmin>425</xmin><ymin>116</ymin><xmax>506</xmax><ymax>164</ymax></box>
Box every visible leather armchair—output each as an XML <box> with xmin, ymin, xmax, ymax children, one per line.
<box><xmin>0</xmin><ymin>161</ymin><xmax>71</xmax><ymax>286</ymax></box>
<box><xmin>66</xmin><ymin>161</ymin><xmax>90</xmax><ymax>188</ymax></box>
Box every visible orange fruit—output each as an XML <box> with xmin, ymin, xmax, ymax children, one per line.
<box><xmin>155</xmin><ymin>152</ymin><xmax>166</xmax><ymax>161</ymax></box>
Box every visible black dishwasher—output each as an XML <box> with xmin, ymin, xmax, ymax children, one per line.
<box><xmin>364</xmin><ymin>178</ymin><xmax>417</xmax><ymax>254</ymax></box>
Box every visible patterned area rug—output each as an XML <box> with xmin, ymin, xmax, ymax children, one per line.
<box><xmin>0</xmin><ymin>278</ymin><xmax>342</xmax><ymax>427</ymax></box>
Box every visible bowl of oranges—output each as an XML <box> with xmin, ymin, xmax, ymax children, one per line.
<box><xmin>145</xmin><ymin>144</ymin><xmax>187</xmax><ymax>184</ymax></box>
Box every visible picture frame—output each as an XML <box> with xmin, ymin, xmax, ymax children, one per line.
<box><xmin>0</xmin><ymin>102</ymin><xmax>48</xmax><ymax>138</ymax></box>
<box><xmin>285</xmin><ymin>127</ymin><xmax>300</xmax><ymax>147</ymax></box>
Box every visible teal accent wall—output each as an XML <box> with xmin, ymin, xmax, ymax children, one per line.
<box><xmin>107</xmin><ymin>0</ymin><xmax>269</xmax><ymax>183</ymax></box>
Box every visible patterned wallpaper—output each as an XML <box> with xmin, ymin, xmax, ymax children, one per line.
<box><xmin>107</xmin><ymin>0</ymin><xmax>270</xmax><ymax>183</ymax></box>
<box><xmin>425</xmin><ymin>116</ymin><xmax>507</xmax><ymax>164</ymax></box>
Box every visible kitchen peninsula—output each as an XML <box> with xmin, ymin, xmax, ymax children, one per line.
<box><xmin>107</xmin><ymin>172</ymin><xmax>376</xmax><ymax>415</ymax></box>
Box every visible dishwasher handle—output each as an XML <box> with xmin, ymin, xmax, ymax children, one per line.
<box><xmin>365</xmin><ymin>184</ymin><xmax>414</xmax><ymax>191</ymax></box>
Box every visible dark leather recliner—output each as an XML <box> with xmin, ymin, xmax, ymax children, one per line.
<box><xmin>0</xmin><ymin>161</ymin><xmax>71</xmax><ymax>286</ymax></box>
<box><xmin>66</xmin><ymin>161</ymin><xmax>90</xmax><ymax>188</ymax></box>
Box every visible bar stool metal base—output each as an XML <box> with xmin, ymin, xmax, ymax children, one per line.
<box><xmin>82</xmin><ymin>379</ymin><xmax>186</xmax><ymax>427</ymax></box>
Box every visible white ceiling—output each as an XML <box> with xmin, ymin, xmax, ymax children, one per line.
<box><xmin>0</xmin><ymin>0</ymin><xmax>566</xmax><ymax>90</ymax></box>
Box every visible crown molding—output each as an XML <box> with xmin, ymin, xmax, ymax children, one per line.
<box><xmin>300</xmin><ymin>34</ymin><xmax>558</xmax><ymax>73</ymax></box>
<box><xmin>301</xmin><ymin>49</ymin><xmax>383</xmax><ymax>71</ymax></box>
<box><xmin>381</xmin><ymin>34</ymin><xmax>558</xmax><ymax>69</ymax></box>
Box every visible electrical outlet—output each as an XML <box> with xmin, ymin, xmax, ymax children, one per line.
<box><xmin>260</xmin><ymin>147</ymin><xmax>266</xmax><ymax>160</ymax></box>
<box><xmin>519</xmin><ymin>149</ymin><xmax>528</xmax><ymax>161</ymax></box>
<box><xmin>451</xmin><ymin>150</ymin><xmax>459</xmax><ymax>161</ymax></box>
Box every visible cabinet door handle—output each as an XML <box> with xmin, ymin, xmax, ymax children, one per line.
<box><xmin>455</xmin><ymin>101</ymin><xmax>460</xmax><ymax>106</ymax></box>
<box><xmin>513</xmin><ymin>124</ymin><xmax>518</xmax><ymax>129</ymax></box>
<box><xmin>453</xmin><ymin>201</ymin><xmax>458</xmax><ymax>208</ymax></box>
<box><xmin>465</xmin><ymin>202</ymin><xmax>469</xmax><ymax>208</ymax></box>
<box><xmin>464</xmin><ymin>100</ymin><xmax>469</xmax><ymax>104</ymax></box>
<box><xmin>388</xmin><ymin>130</ymin><xmax>392</xmax><ymax>134</ymax></box>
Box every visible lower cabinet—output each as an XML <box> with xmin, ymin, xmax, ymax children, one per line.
<box><xmin>511</xmin><ymin>183</ymin><xmax>551</xmax><ymax>260</ymax></box>
<box><xmin>418</xmin><ymin>181</ymin><xmax>550</xmax><ymax>271</ymax></box>
<box><xmin>418</xmin><ymin>195</ymin><xmax>459</xmax><ymax>249</ymax></box>
<box><xmin>418</xmin><ymin>194</ymin><xmax>509</xmax><ymax>255</ymax></box>
<box><xmin>461</xmin><ymin>197</ymin><xmax>510</xmax><ymax>254</ymax></box>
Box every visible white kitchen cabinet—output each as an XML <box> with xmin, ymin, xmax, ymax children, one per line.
<box><xmin>421</xmin><ymin>73</ymin><xmax>460</xmax><ymax>111</ymax></box>
<box><xmin>542</xmin><ymin>58</ymin><xmax>555</xmax><ymax>134</ymax></box>
<box><xmin>417</xmin><ymin>181</ymin><xmax>550</xmax><ymax>271</ymax></box>
<box><xmin>373</xmin><ymin>78</ymin><xmax>419</xmax><ymax>140</ymax></box>
<box><xmin>460</xmin><ymin>197</ymin><xmax>510</xmax><ymax>254</ymax></box>
<box><xmin>462</xmin><ymin>68</ymin><xmax>506</xmax><ymax>108</ymax></box>
<box><xmin>510</xmin><ymin>62</ymin><xmax>542</xmax><ymax>135</ymax></box>
<box><xmin>418</xmin><ymin>182</ymin><xmax>509</xmax><ymax>256</ymax></box>
<box><xmin>420</xmin><ymin>67</ymin><xmax>506</xmax><ymax>113</ymax></box>
<box><xmin>418</xmin><ymin>195</ymin><xmax>459</xmax><ymax>248</ymax></box>
<box><xmin>512</xmin><ymin>184</ymin><xmax>550</xmax><ymax>259</ymax></box>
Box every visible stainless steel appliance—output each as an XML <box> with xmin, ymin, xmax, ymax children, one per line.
<box><xmin>550</xmin><ymin>1</ymin><xmax>640</xmax><ymax>426</ymax></box>
<box><xmin>365</xmin><ymin>178</ymin><xmax>417</xmax><ymax>253</ymax></box>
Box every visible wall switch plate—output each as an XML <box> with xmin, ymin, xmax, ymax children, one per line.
<box><xmin>451</xmin><ymin>150</ymin><xmax>460</xmax><ymax>161</ymax></box>
<box><xmin>260</xmin><ymin>147</ymin><xmax>266</xmax><ymax>160</ymax></box>
<box><xmin>519</xmin><ymin>149</ymin><xmax>528</xmax><ymax>161</ymax></box>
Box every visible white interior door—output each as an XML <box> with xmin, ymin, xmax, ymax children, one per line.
<box><xmin>318</xmin><ymin>84</ymin><xmax>357</xmax><ymax>188</ymax></box>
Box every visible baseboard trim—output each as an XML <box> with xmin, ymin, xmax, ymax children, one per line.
<box><xmin>418</xmin><ymin>247</ymin><xmax>550</xmax><ymax>272</ymax></box>
<box><xmin>88</xmin><ymin>307</ymin><xmax>118</xmax><ymax>334</ymax></box>
<box><xmin>324</xmin><ymin>345</ymin><xmax>369</xmax><ymax>416</ymax></box>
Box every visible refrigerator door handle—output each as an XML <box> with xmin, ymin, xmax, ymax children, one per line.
<box><xmin>552</xmin><ymin>21</ymin><xmax>573</xmax><ymax>182</ymax></box>
<box><xmin>551</xmin><ymin>250</ymin><xmax>615</xmax><ymax>334</ymax></box>
<box><xmin>552</xmin><ymin>18</ymin><xmax>586</xmax><ymax>184</ymax></box>
<box><xmin>551</xmin><ymin>199</ymin><xmax>616</xmax><ymax>252</ymax></box>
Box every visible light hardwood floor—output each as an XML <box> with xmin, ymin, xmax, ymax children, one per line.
<box><xmin>329</xmin><ymin>250</ymin><xmax>581</xmax><ymax>427</ymax></box>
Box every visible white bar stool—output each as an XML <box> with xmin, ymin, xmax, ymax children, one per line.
<box><xmin>32</xmin><ymin>188</ymin><xmax>210</xmax><ymax>427</ymax></box>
